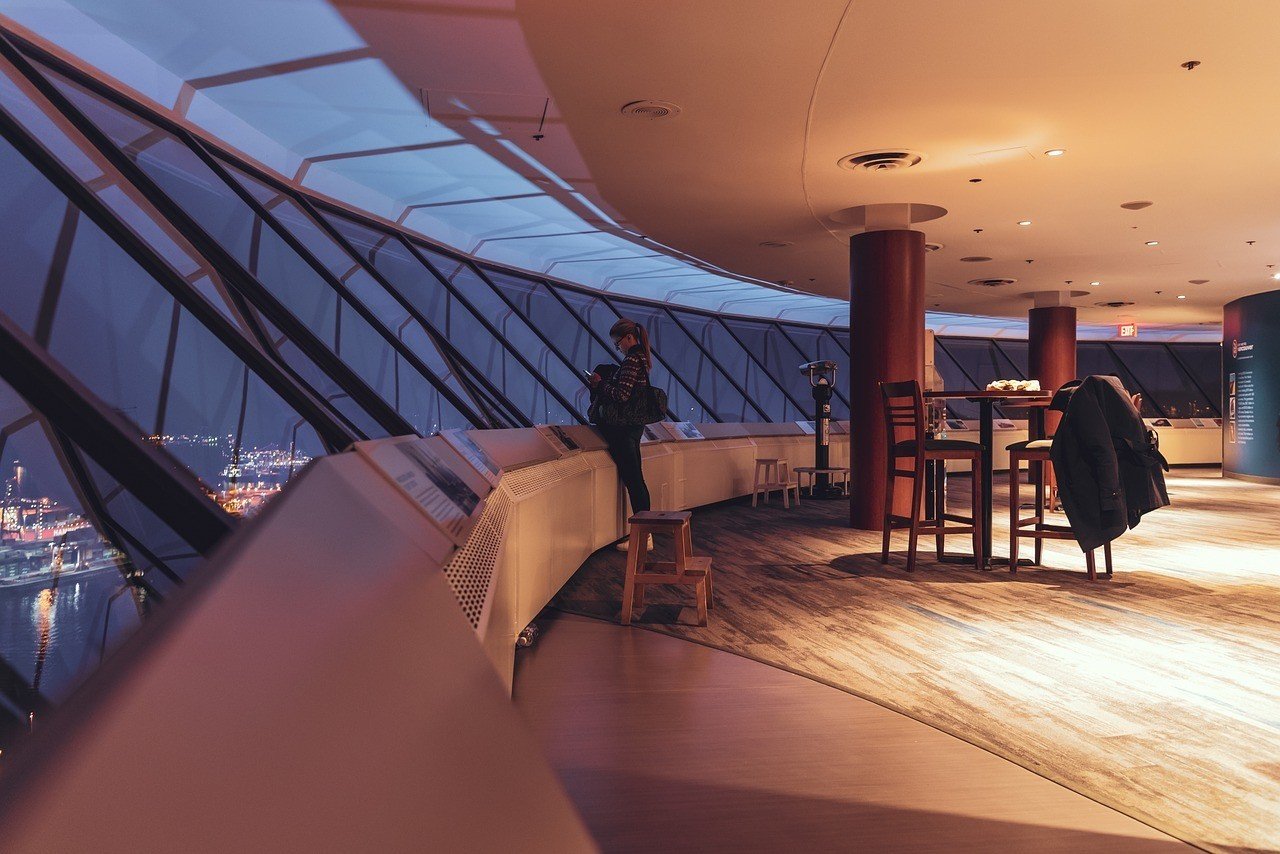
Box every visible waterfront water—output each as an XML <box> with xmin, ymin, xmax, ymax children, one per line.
<box><xmin>0</xmin><ymin>569</ymin><xmax>143</xmax><ymax>704</ymax></box>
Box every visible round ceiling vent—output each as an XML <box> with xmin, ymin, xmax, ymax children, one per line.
<box><xmin>925</xmin><ymin>242</ymin><xmax>944</xmax><ymax>252</ymax></box>
<box><xmin>960</xmin><ymin>255</ymin><xmax>992</xmax><ymax>262</ymax></box>
<box><xmin>1096</xmin><ymin>300</ymin><xmax>1135</xmax><ymax>308</ymax></box>
<box><xmin>1120</xmin><ymin>200</ymin><xmax>1153</xmax><ymax>210</ymax></box>
<box><xmin>838</xmin><ymin>149</ymin><xmax>925</xmax><ymax>172</ymax></box>
<box><xmin>1188</xmin><ymin>278</ymin><xmax>1209</xmax><ymax>285</ymax></box>
<box><xmin>620</xmin><ymin>99</ymin><xmax>681</xmax><ymax>119</ymax></box>
<box><xmin>758</xmin><ymin>240</ymin><xmax>793</xmax><ymax>248</ymax></box>
<box><xmin>967</xmin><ymin>277</ymin><xmax>1017</xmax><ymax>288</ymax></box>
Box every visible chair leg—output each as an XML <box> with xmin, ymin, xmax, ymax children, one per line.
<box><xmin>971</xmin><ymin>455</ymin><xmax>984</xmax><ymax>572</ymax></box>
<box><xmin>881</xmin><ymin>456</ymin><xmax>896</xmax><ymax>564</ymax></box>
<box><xmin>1085</xmin><ymin>549</ymin><xmax>1097</xmax><ymax>581</ymax></box>
<box><xmin>1033</xmin><ymin>458</ymin><xmax>1045</xmax><ymax>566</ymax></box>
<box><xmin>695</xmin><ymin>578</ymin><xmax>708</xmax><ymax>626</ymax></box>
<box><xmin>1103</xmin><ymin>539</ymin><xmax>1113</xmax><ymax>577</ymax></box>
<box><xmin>933</xmin><ymin>461</ymin><xmax>946</xmax><ymax>560</ymax></box>
<box><xmin>1009</xmin><ymin>453</ymin><xmax>1020</xmax><ymax>573</ymax></box>
<box><xmin>906</xmin><ymin>465</ymin><xmax>923</xmax><ymax>573</ymax></box>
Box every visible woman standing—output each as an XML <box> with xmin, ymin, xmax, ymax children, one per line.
<box><xmin>590</xmin><ymin>319</ymin><xmax>654</xmax><ymax>549</ymax></box>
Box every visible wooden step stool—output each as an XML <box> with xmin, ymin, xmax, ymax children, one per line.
<box><xmin>621</xmin><ymin>510</ymin><xmax>713</xmax><ymax>626</ymax></box>
<box><xmin>752</xmin><ymin>458</ymin><xmax>801</xmax><ymax>508</ymax></box>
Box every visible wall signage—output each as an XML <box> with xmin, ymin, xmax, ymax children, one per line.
<box><xmin>1223</xmin><ymin>291</ymin><xmax>1280</xmax><ymax>481</ymax></box>
<box><xmin>1118</xmin><ymin>323</ymin><xmax>1139</xmax><ymax>338</ymax></box>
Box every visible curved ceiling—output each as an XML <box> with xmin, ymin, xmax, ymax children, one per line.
<box><xmin>510</xmin><ymin>0</ymin><xmax>1280</xmax><ymax>331</ymax></box>
<box><xmin>0</xmin><ymin>0</ymin><xmax>1252</xmax><ymax>340</ymax></box>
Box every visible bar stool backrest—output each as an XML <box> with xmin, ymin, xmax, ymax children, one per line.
<box><xmin>879</xmin><ymin>380</ymin><xmax>925</xmax><ymax>456</ymax></box>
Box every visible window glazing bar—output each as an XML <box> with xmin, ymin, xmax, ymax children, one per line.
<box><xmin>0</xmin><ymin>89</ymin><xmax>358</xmax><ymax>452</ymax></box>
<box><xmin>1103</xmin><ymin>342</ymin><xmax>1168</xmax><ymax>418</ymax></box>
<box><xmin>660</xmin><ymin>307</ymin><xmax>772</xmax><ymax>422</ymax></box>
<box><xmin>0</xmin><ymin>34</ymin><xmax>415</xmax><ymax>439</ymax></box>
<box><xmin>774</xmin><ymin>322</ymin><xmax>852</xmax><ymax>407</ymax></box>
<box><xmin>714</xmin><ymin>317</ymin><xmax>809</xmax><ymax>416</ymax></box>
<box><xmin>1163</xmin><ymin>343</ymin><xmax>1221</xmax><ymax>418</ymax></box>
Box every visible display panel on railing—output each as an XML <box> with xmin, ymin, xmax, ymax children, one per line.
<box><xmin>1224</xmin><ymin>291</ymin><xmax>1279</xmax><ymax>481</ymax></box>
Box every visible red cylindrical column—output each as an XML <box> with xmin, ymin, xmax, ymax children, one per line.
<box><xmin>849</xmin><ymin>229</ymin><xmax>925</xmax><ymax>530</ymax></box>
<box><xmin>1027</xmin><ymin>306</ymin><xmax>1077</xmax><ymax>434</ymax></box>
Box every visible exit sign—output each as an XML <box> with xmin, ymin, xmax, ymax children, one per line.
<box><xmin>1118</xmin><ymin>323</ymin><xmax>1138</xmax><ymax>338</ymax></box>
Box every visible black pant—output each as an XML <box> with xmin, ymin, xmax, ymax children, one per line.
<box><xmin>599</xmin><ymin>424</ymin><xmax>650</xmax><ymax>513</ymax></box>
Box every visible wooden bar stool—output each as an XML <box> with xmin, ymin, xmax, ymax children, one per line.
<box><xmin>620</xmin><ymin>510</ymin><xmax>713</xmax><ymax>626</ymax></box>
<box><xmin>752</xmin><ymin>458</ymin><xmax>800</xmax><ymax>508</ymax></box>
<box><xmin>879</xmin><ymin>381</ymin><xmax>985</xmax><ymax>572</ymax></box>
<box><xmin>1008</xmin><ymin>440</ymin><xmax>1112</xmax><ymax>580</ymax></box>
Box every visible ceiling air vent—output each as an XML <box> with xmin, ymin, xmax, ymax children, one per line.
<box><xmin>960</xmin><ymin>255</ymin><xmax>992</xmax><ymax>262</ymax></box>
<box><xmin>620</xmin><ymin>100</ymin><xmax>681</xmax><ymax>119</ymax></box>
<box><xmin>1097</xmin><ymin>300</ymin><xmax>1136</xmax><ymax>308</ymax></box>
<box><xmin>758</xmin><ymin>240</ymin><xmax>793</xmax><ymax>248</ymax></box>
<box><xmin>967</xmin><ymin>277</ymin><xmax>1017</xmax><ymax>288</ymax></box>
<box><xmin>837</xmin><ymin>149</ymin><xmax>924</xmax><ymax>172</ymax></box>
<box><xmin>1120</xmin><ymin>200</ymin><xmax>1153</xmax><ymax>210</ymax></box>
<box><xmin>925</xmin><ymin>242</ymin><xmax>944</xmax><ymax>252</ymax></box>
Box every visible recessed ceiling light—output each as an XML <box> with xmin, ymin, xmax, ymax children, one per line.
<box><xmin>1189</xmin><ymin>279</ymin><xmax>1209</xmax><ymax>285</ymax></box>
<box><xmin>1090</xmin><ymin>281</ymin><xmax>1101</xmax><ymax>286</ymax></box>
<box><xmin>969</xmin><ymin>177</ymin><xmax>983</xmax><ymax>183</ymax></box>
<box><xmin>758</xmin><ymin>240</ymin><xmax>793</xmax><ymax>248</ymax></box>
<box><xmin>1044</xmin><ymin>149</ymin><xmax>1066</xmax><ymax>157</ymax></box>
<box><xmin>1145</xmin><ymin>240</ymin><xmax>1159</xmax><ymax>246</ymax></box>
<box><xmin>1018</xmin><ymin>220</ymin><xmax>1032</xmax><ymax>226</ymax></box>
<box><xmin>1120</xmin><ymin>200</ymin><xmax>1153</xmax><ymax>210</ymax></box>
<box><xmin>1271</xmin><ymin>272</ymin><xmax>1280</xmax><ymax>280</ymax></box>
<box><xmin>1177</xmin><ymin>294</ymin><xmax>1187</xmax><ymax>299</ymax></box>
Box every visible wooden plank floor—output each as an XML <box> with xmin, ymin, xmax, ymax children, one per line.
<box><xmin>552</xmin><ymin>468</ymin><xmax>1280</xmax><ymax>854</ymax></box>
<box><xmin>515</xmin><ymin>612</ymin><xmax>1185</xmax><ymax>853</ymax></box>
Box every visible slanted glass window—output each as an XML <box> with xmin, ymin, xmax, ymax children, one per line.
<box><xmin>779</xmin><ymin>325</ymin><xmax>850</xmax><ymax>419</ymax></box>
<box><xmin>1109</xmin><ymin>343</ymin><xmax>1217</xmax><ymax>419</ymax></box>
<box><xmin>481</xmin><ymin>269</ymin><xmax>613</xmax><ymax>380</ymax></box>
<box><xmin>1076</xmin><ymin>343</ymin><xmax>1151</xmax><ymax>415</ymax></box>
<box><xmin>1169</xmin><ymin>343</ymin><xmax>1222</xmax><ymax>415</ymax></box>
<box><xmin>45</xmin><ymin>75</ymin><xmax>423</xmax><ymax>437</ymax></box>
<box><xmin>675</xmin><ymin>311</ymin><xmax>800</xmax><ymax>421</ymax></box>
<box><xmin>610</xmin><ymin>300</ymin><xmax>759</xmax><ymax>422</ymax></box>
<box><xmin>0</xmin><ymin>133</ymin><xmax>324</xmax><ymax>514</ymax></box>
<box><xmin>324</xmin><ymin>214</ymin><xmax>576</xmax><ymax>426</ymax></box>
<box><xmin>723</xmin><ymin>318</ymin><xmax>826</xmax><ymax>422</ymax></box>
<box><xmin>0</xmin><ymin>378</ymin><xmax>200</xmax><ymax>722</ymax></box>
<box><xmin>219</xmin><ymin>163</ymin><xmax>481</xmax><ymax>433</ymax></box>
<box><xmin>414</xmin><ymin>247</ymin><xmax>588</xmax><ymax>423</ymax></box>
<box><xmin>550</xmin><ymin>286</ymin><xmax>705</xmax><ymax>422</ymax></box>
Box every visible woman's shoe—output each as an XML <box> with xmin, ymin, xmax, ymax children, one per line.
<box><xmin>615</xmin><ymin>534</ymin><xmax>655</xmax><ymax>552</ymax></box>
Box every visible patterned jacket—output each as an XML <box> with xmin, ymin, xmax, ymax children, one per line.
<box><xmin>598</xmin><ymin>345</ymin><xmax>649</xmax><ymax>403</ymax></box>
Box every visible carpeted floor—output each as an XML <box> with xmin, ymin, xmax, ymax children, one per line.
<box><xmin>553</xmin><ymin>468</ymin><xmax>1280</xmax><ymax>854</ymax></box>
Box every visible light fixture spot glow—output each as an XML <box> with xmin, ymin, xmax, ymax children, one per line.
<box><xmin>1090</xmin><ymin>281</ymin><xmax>1101</xmax><ymax>286</ymax></box>
<box><xmin>1018</xmin><ymin>220</ymin><xmax>1032</xmax><ymax>226</ymax></box>
<box><xmin>1045</xmin><ymin>148</ymin><xmax>1066</xmax><ymax>157</ymax></box>
<box><xmin>1177</xmin><ymin>294</ymin><xmax>1187</xmax><ymax>299</ymax></box>
<box><xmin>1271</xmin><ymin>272</ymin><xmax>1280</xmax><ymax>280</ymax></box>
<box><xmin>1145</xmin><ymin>240</ymin><xmax>1159</xmax><ymax>246</ymax></box>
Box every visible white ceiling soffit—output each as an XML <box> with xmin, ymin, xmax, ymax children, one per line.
<box><xmin>495</xmin><ymin>0</ymin><xmax>1277</xmax><ymax>334</ymax></box>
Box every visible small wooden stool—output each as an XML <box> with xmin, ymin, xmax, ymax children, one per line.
<box><xmin>752</xmin><ymin>458</ymin><xmax>800</xmax><ymax>508</ymax></box>
<box><xmin>621</xmin><ymin>510</ymin><xmax>713</xmax><ymax>626</ymax></box>
<box><xmin>794</xmin><ymin>466</ymin><xmax>851</xmax><ymax>496</ymax></box>
<box><xmin>1008</xmin><ymin>440</ymin><xmax>1112</xmax><ymax>580</ymax></box>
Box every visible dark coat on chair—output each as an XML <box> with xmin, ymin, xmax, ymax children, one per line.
<box><xmin>1050</xmin><ymin>375</ymin><xmax>1170</xmax><ymax>552</ymax></box>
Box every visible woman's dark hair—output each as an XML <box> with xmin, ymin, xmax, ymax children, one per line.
<box><xmin>609</xmin><ymin>318</ymin><xmax>652</xmax><ymax>371</ymax></box>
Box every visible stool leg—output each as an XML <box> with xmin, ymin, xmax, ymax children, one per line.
<box><xmin>933</xmin><ymin>461</ymin><xmax>946</xmax><ymax>560</ymax></box>
<box><xmin>906</xmin><ymin>463</ymin><xmax>923</xmax><ymax>573</ymax></box>
<box><xmin>752</xmin><ymin>463</ymin><xmax>761</xmax><ymax>507</ymax></box>
<box><xmin>1009</xmin><ymin>453</ymin><xmax>1020</xmax><ymax>573</ymax></box>
<box><xmin>1085</xmin><ymin>549</ymin><xmax>1097</xmax><ymax>581</ymax></box>
<box><xmin>881</xmin><ymin>455</ymin><xmax>896</xmax><ymax>564</ymax></box>
<box><xmin>695</xmin><ymin>578</ymin><xmax>708</xmax><ymax>626</ymax></box>
<box><xmin>1033</xmin><ymin>459</ymin><xmax>1045</xmax><ymax>566</ymax></box>
<box><xmin>1103</xmin><ymin>540</ymin><xmax>1113</xmax><ymax>577</ymax></box>
<box><xmin>621</xmin><ymin>529</ymin><xmax>641</xmax><ymax>625</ymax></box>
<box><xmin>971</xmin><ymin>454</ymin><xmax>984</xmax><ymax>572</ymax></box>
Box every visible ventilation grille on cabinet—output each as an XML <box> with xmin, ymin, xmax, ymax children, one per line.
<box><xmin>441</xmin><ymin>489</ymin><xmax>511</xmax><ymax>629</ymax></box>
